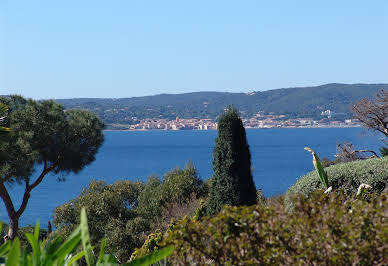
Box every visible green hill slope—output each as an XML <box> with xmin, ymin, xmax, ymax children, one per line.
<box><xmin>56</xmin><ymin>83</ymin><xmax>388</xmax><ymax>126</ymax></box>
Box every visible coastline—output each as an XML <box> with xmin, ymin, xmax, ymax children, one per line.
<box><xmin>104</xmin><ymin>125</ymin><xmax>361</xmax><ymax>132</ymax></box>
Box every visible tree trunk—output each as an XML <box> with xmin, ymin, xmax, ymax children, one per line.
<box><xmin>0</xmin><ymin>164</ymin><xmax>53</xmax><ymax>240</ymax></box>
<box><xmin>7</xmin><ymin>215</ymin><xmax>19</xmax><ymax>240</ymax></box>
<box><xmin>0</xmin><ymin>181</ymin><xmax>18</xmax><ymax>240</ymax></box>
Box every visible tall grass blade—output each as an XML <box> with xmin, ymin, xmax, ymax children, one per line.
<box><xmin>21</xmin><ymin>247</ymin><xmax>31</xmax><ymax>266</ymax></box>
<box><xmin>80</xmin><ymin>208</ymin><xmax>95</xmax><ymax>266</ymax></box>
<box><xmin>6</xmin><ymin>238</ymin><xmax>20</xmax><ymax>266</ymax></box>
<box><xmin>67</xmin><ymin>250</ymin><xmax>86</xmax><ymax>265</ymax></box>
<box><xmin>41</xmin><ymin>237</ymin><xmax>63</xmax><ymax>265</ymax></box>
<box><xmin>33</xmin><ymin>220</ymin><xmax>40</xmax><ymax>242</ymax></box>
<box><xmin>25</xmin><ymin>234</ymin><xmax>40</xmax><ymax>265</ymax></box>
<box><xmin>98</xmin><ymin>238</ymin><xmax>107</xmax><ymax>263</ymax></box>
<box><xmin>54</xmin><ymin>225</ymin><xmax>81</xmax><ymax>264</ymax></box>
<box><xmin>0</xmin><ymin>241</ymin><xmax>11</xmax><ymax>257</ymax></box>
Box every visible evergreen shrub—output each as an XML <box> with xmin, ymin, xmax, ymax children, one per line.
<box><xmin>285</xmin><ymin>157</ymin><xmax>388</xmax><ymax>208</ymax></box>
<box><xmin>207</xmin><ymin>107</ymin><xmax>257</xmax><ymax>215</ymax></box>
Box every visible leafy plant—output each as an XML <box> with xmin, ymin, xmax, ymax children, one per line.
<box><xmin>0</xmin><ymin>213</ymin><xmax>87</xmax><ymax>265</ymax></box>
<box><xmin>0</xmin><ymin>208</ymin><xmax>174</xmax><ymax>265</ymax></box>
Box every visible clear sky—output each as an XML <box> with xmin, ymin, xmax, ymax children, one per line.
<box><xmin>1</xmin><ymin>0</ymin><xmax>387</xmax><ymax>99</ymax></box>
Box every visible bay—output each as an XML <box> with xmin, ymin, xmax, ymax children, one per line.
<box><xmin>0</xmin><ymin>128</ymin><xmax>383</xmax><ymax>227</ymax></box>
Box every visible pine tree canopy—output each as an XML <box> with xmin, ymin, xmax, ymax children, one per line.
<box><xmin>0</xmin><ymin>95</ymin><xmax>105</xmax><ymax>240</ymax></box>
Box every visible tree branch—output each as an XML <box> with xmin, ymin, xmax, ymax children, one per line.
<box><xmin>29</xmin><ymin>162</ymin><xmax>58</xmax><ymax>191</ymax></box>
<box><xmin>15</xmin><ymin>160</ymin><xmax>58</xmax><ymax>218</ymax></box>
<box><xmin>354</xmin><ymin>150</ymin><xmax>380</xmax><ymax>158</ymax></box>
<box><xmin>0</xmin><ymin>181</ymin><xmax>16</xmax><ymax>219</ymax></box>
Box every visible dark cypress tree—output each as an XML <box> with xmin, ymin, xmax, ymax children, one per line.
<box><xmin>207</xmin><ymin>107</ymin><xmax>257</xmax><ymax>215</ymax></box>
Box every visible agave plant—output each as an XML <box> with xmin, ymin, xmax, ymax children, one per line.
<box><xmin>304</xmin><ymin>147</ymin><xmax>329</xmax><ymax>189</ymax></box>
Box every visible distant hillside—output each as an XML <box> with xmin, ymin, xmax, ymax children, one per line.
<box><xmin>56</xmin><ymin>83</ymin><xmax>388</xmax><ymax>127</ymax></box>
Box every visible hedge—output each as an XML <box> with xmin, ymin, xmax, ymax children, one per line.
<box><xmin>161</xmin><ymin>191</ymin><xmax>388</xmax><ymax>265</ymax></box>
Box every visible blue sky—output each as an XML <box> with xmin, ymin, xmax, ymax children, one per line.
<box><xmin>1</xmin><ymin>0</ymin><xmax>387</xmax><ymax>99</ymax></box>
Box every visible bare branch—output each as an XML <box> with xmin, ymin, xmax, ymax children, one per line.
<box><xmin>351</xmin><ymin>90</ymin><xmax>388</xmax><ymax>137</ymax></box>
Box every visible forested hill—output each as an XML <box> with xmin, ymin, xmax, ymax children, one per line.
<box><xmin>56</xmin><ymin>83</ymin><xmax>388</xmax><ymax>125</ymax></box>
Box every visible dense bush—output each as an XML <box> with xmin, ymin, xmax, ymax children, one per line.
<box><xmin>137</xmin><ymin>161</ymin><xmax>208</xmax><ymax>229</ymax></box>
<box><xmin>53</xmin><ymin>162</ymin><xmax>207</xmax><ymax>263</ymax></box>
<box><xmin>285</xmin><ymin>157</ymin><xmax>388</xmax><ymax>208</ymax></box>
<box><xmin>53</xmin><ymin>180</ymin><xmax>145</xmax><ymax>263</ymax></box>
<box><xmin>160</xmin><ymin>191</ymin><xmax>388</xmax><ymax>265</ymax></box>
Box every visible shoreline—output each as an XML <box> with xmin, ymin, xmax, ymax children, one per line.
<box><xmin>104</xmin><ymin>125</ymin><xmax>361</xmax><ymax>132</ymax></box>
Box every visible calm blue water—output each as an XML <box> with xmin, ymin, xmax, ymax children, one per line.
<box><xmin>0</xmin><ymin>128</ymin><xmax>383</xmax><ymax>226</ymax></box>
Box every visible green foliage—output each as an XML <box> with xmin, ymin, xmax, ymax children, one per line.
<box><xmin>207</xmin><ymin>107</ymin><xmax>257</xmax><ymax>215</ymax></box>
<box><xmin>54</xmin><ymin>163</ymin><xmax>205</xmax><ymax>263</ymax></box>
<box><xmin>0</xmin><ymin>208</ymin><xmax>173</xmax><ymax>265</ymax></box>
<box><xmin>0</xmin><ymin>208</ymin><xmax>101</xmax><ymax>265</ymax></box>
<box><xmin>193</xmin><ymin>199</ymin><xmax>207</xmax><ymax>221</ymax></box>
<box><xmin>0</xmin><ymin>97</ymin><xmax>105</xmax><ymax>180</ymax></box>
<box><xmin>0</xmin><ymin>95</ymin><xmax>105</xmax><ymax>239</ymax></box>
<box><xmin>137</xmin><ymin>161</ymin><xmax>208</xmax><ymax>226</ymax></box>
<box><xmin>285</xmin><ymin>157</ymin><xmax>388</xmax><ymax>208</ymax></box>
<box><xmin>161</xmin><ymin>191</ymin><xmax>388</xmax><ymax>265</ymax></box>
<box><xmin>130</xmin><ymin>230</ymin><xmax>164</xmax><ymax>260</ymax></box>
<box><xmin>130</xmin><ymin>223</ymin><xmax>177</xmax><ymax>266</ymax></box>
<box><xmin>158</xmin><ymin>161</ymin><xmax>206</xmax><ymax>205</ymax></box>
<box><xmin>53</xmin><ymin>180</ymin><xmax>145</xmax><ymax>263</ymax></box>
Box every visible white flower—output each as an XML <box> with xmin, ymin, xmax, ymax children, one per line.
<box><xmin>357</xmin><ymin>183</ymin><xmax>372</xmax><ymax>196</ymax></box>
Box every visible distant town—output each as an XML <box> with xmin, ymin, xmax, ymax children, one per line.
<box><xmin>109</xmin><ymin>110</ymin><xmax>360</xmax><ymax>130</ymax></box>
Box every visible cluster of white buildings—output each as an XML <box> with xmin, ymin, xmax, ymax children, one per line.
<box><xmin>128</xmin><ymin>117</ymin><xmax>218</xmax><ymax>130</ymax></box>
<box><xmin>116</xmin><ymin>111</ymin><xmax>359</xmax><ymax>131</ymax></box>
<box><xmin>243</xmin><ymin>111</ymin><xmax>358</xmax><ymax>128</ymax></box>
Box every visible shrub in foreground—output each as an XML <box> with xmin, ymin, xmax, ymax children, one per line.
<box><xmin>0</xmin><ymin>209</ymin><xmax>174</xmax><ymax>265</ymax></box>
<box><xmin>285</xmin><ymin>157</ymin><xmax>388</xmax><ymax>208</ymax></box>
<box><xmin>161</xmin><ymin>191</ymin><xmax>388</xmax><ymax>265</ymax></box>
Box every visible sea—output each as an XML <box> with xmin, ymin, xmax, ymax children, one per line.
<box><xmin>0</xmin><ymin>128</ymin><xmax>383</xmax><ymax>227</ymax></box>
